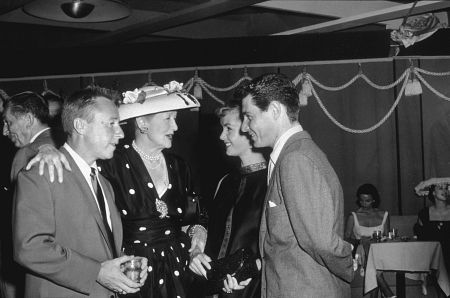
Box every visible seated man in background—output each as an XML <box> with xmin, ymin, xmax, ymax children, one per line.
<box><xmin>13</xmin><ymin>87</ymin><xmax>147</xmax><ymax>297</ymax></box>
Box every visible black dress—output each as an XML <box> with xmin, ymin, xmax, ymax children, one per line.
<box><xmin>99</xmin><ymin>143</ymin><xmax>201</xmax><ymax>298</ymax></box>
<box><xmin>205</xmin><ymin>163</ymin><xmax>267</xmax><ymax>298</ymax></box>
<box><xmin>414</xmin><ymin>207</ymin><xmax>450</xmax><ymax>271</ymax></box>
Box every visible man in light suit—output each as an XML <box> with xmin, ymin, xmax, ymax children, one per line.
<box><xmin>13</xmin><ymin>87</ymin><xmax>147</xmax><ymax>297</ymax></box>
<box><xmin>240</xmin><ymin>73</ymin><xmax>354</xmax><ymax>297</ymax></box>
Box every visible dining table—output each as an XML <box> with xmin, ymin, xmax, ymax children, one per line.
<box><xmin>363</xmin><ymin>240</ymin><xmax>450</xmax><ymax>298</ymax></box>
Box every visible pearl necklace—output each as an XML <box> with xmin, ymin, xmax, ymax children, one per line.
<box><xmin>132</xmin><ymin>140</ymin><xmax>162</xmax><ymax>162</ymax></box>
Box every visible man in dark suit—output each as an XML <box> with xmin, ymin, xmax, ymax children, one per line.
<box><xmin>2</xmin><ymin>91</ymin><xmax>65</xmax><ymax>183</ymax></box>
<box><xmin>13</xmin><ymin>87</ymin><xmax>147</xmax><ymax>297</ymax></box>
<box><xmin>2</xmin><ymin>91</ymin><xmax>65</xmax><ymax>298</ymax></box>
<box><xmin>240</xmin><ymin>73</ymin><xmax>354</xmax><ymax>297</ymax></box>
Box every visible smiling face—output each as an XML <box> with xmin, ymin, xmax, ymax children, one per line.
<box><xmin>241</xmin><ymin>95</ymin><xmax>277</xmax><ymax>148</ymax></box>
<box><xmin>2</xmin><ymin>108</ymin><xmax>32</xmax><ymax>148</ymax></box>
<box><xmin>433</xmin><ymin>184</ymin><xmax>450</xmax><ymax>202</ymax></box>
<box><xmin>83</xmin><ymin>97</ymin><xmax>124</xmax><ymax>161</ymax></box>
<box><xmin>219</xmin><ymin>108</ymin><xmax>252</xmax><ymax>157</ymax></box>
<box><xmin>142</xmin><ymin>111</ymin><xmax>178</xmax><ymax>150</ymax></box>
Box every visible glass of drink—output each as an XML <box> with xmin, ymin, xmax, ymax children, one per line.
<box><xmin>391</xmin><ymin>228</ymin><xmax>398</xmax><ymax>239</ymax></box>
<box><xmin>123</xmin><ymin>257</ymin><xmax>143</xmax><ymax>283</ymax></box>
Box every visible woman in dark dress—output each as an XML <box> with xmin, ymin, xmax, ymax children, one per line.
<box><xmin>29</xmin><ymin>82</ymin><xmax>206</xmax><ymax>298</ymax></box>
<box><xmin>189</xmin><ymin>98</ymin><xmax>266</xmax><ymax>297</ymax></box>
<box><xmin>414</xmin><ymin>178</ymin><xmax>450</xmax><ymax>272</ymax></box>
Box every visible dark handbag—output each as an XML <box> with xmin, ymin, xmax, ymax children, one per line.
<box><xmin>205</xmin><ymin>248</ymin><xmax>259</xmax><ymax>295</ymax></box>
<box><xmin>182</xmin><ymin>194</ymin><xmax>208</xmax><ymax>225</ymax></box>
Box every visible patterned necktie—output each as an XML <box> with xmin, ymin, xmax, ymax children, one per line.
<box><xmin>90</xmin><ymin>167</ymin><xmax>117</xmax><ymax>257</ymax></box>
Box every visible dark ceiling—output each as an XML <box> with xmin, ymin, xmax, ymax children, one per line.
<box><xmin>0</xmin><ymin>1</ymin><xmax>449</xmax><ymax>78</ymax></box>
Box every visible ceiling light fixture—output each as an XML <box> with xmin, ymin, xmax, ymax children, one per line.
<box><xmin>23</xmin><ymin>0</ymin><xmax>130</xmax><ymax>23</ymax></box>
<box><xmin>61</xmin><ymin>0</ymin><xmax>95</xmax><ymax>19</ymax></box>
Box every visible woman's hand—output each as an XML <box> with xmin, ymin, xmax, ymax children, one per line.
<box><xmin>188</xmin><ymin>251</ymin><xmax>211</xmax><ymax>278</ymax></box>
<box><xmin>222</xmin><ymin>274</ymin><xmax>251</xmax><ymax>294</ymax></box>
<box><xmin>25</xmin><ymin>144</ymin><xmax>71</xmax><ymax>183</ymax></box>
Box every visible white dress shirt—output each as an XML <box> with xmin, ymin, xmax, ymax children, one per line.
<box><xmin>63</xmin><ymin>143</ymin><xmax>112</xmax><ymax>229</ymax></box>
<box><xmin>29</xmin><ymin>127</ymin><xmax>50</xmax><ymax>143</ymax></box>
<box><xmin>267</xmin><ymin>123</ymin><xmax>303</xmax><ymax>185</ymax></box>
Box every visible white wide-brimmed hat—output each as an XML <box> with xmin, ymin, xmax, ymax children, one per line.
<box><xmin>414</xmin><ymin>177</ymin><xmax>450</xmax><ymax>196</ymax></box>
<box><xmin>119</xmin><ymin>81</ymin><xmax>200</xmax><ymax>121</ymax></box>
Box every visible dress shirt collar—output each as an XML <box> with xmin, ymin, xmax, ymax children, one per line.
<box><xmin>63</xmin><ymin>143</ymin><xmax>97</xmax><ymax>180</ymax></box>
<box><xmin>29</xmin><ymin>127</ymin><xmax>50</xmax><ymax>144</ymax></box>
<box><xmin>270</xmin><ymin>123</ymin><xmax>303</xmax><ymax>166</ymax></box>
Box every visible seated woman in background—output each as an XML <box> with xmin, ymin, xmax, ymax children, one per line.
<box><xmin>345</xmin><ymin>183</ymin><xmax>395</xmax><ymax>298</ymax></box>
<box><xmin>414</xmin><ymin>177</ymin><xmax>450</xmax><ymax>295</ymax></box>
<box><xmin>189</xmin><ymin>96</ymin><xmax>266</xmax><ymax>297</ymax></box>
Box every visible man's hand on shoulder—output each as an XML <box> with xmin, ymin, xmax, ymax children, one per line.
<box><xmin>26</xmin><ymin>144</ymin><xmax>71</xmax><ymax>183</ymax></box>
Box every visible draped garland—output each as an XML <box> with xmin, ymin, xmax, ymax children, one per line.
<box><xmin>183</xmin><ymin>65</ymin><xmax>450</xmax><ymax>134</ymax></box>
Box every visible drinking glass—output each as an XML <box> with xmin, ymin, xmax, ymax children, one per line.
<box><xmin>123</xmin><ymin>257</ymin><xmax>143</xmax><ymax>282</ymax></box>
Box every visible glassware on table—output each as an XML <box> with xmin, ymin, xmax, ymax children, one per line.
<box><xmin>372</xmin><ymin>230</ymin><xmax>382</xmax><ymax>242</ymax></box>
<box><xmin>390</xmin><ymin>227</ymin><xmax>399</xmax><ymax>239</ymax></box>
<box><xmin>123</xmin><ymin>256</ymin><xmax>143</xmax><ymax>282</ymax></box>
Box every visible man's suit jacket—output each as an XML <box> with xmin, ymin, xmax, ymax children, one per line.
<box><xmin>259</xmin><ymin>131</ymin><xmax>353</xmax><ymax>298</ymax></box>
<box><xmin>10</xmin><ymin>128</ymin><xmax>65</xmax><ymax>183</ymax></box>
<box><xmin>13</xmin><ymin>147</ymin><xmax>123</xmax><ymax>298</ymax></box>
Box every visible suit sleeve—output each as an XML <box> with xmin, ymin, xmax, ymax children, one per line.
<box><xmin>10</xmin><ymin>147</ymin><xmax>33</xmax><ymax>183</ymax></box>
<box><xmin>279</xmin><ymin>153</ymin><xmax>353</xmax><ymax>282</ymax></box>
<box><xmin>13</xmin><ymin>170</ymin><xmax>101</xmax><ymax>295</ymax></box>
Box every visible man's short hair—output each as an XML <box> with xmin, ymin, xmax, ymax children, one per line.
<box><xmin>5</xmin><ymin>91</ymin><xmax>50</xmax><ymax>124</ymax></box>
<box><xmin>241</xmin><ymin>73</ymin><xmax>299</xmax><ymax>121</ymax></box>
<box><xmin>62</xmin><ymin>86</ymin><xmax>114</xmax><ymax>136</ymax></box>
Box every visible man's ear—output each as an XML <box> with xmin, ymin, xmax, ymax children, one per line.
<box><xmin>73</xmin><ymin>118</ymin><xmax>87</xmax><ymax>135</ymax></box>
<box><xmin>24</xmin><ymin>113</ymin><xmax>34</xmax><ymax>128</ymax></box>
<box><xmin>269</xmin><ymin>101</ymin><xmax>282</xmax><ymax>120</ymax></box>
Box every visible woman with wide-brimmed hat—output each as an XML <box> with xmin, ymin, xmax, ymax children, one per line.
<box><xmin>414</xmin><ymin>177</ymin><xmax>450</xmax><ymax>270</ymax></box>
<box><xmin>27</xmin><ymin>82</ymin><xmax>206</xmax><ymax>298</ymax></box>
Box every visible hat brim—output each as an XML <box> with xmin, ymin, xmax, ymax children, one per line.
<box><xmin>119</xmin><ymin>92</ymin><xmax>200</xmax><ymax>121</ymax></box>
<box><xmin>414</xmin><ymin>177</ymin><xmax>450</xmax><ymax>196</ymax></box>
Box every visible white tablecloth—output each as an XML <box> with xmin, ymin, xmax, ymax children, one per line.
<box><xmin>364</xmin><ymin>241</ymin><xmax>450</xmax><ymax>295</ymax></box>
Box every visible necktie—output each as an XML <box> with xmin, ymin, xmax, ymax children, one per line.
<box><xmin>90</xmin><ymin>167</ymin><xmax>117</xmax><ymax>257</ymax></box>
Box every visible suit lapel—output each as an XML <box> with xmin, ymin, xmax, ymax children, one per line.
<box><xmin>60</xmin><ymin>147</ymin><xmax>116</xmax><ymax>258</ymax></box>
<box><xmin>260</xmin><ymin>131</ymin><xmax>312</xmax><ymax>256</ymax></box>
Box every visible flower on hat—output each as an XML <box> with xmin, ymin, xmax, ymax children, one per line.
<box><xmin>122</xmin><ymin>89</ymin><xmax>146</xmax><ymax>104</ymax></box>
<box><xmin>414</xmin><ymin>177</ymin><xmax>450</xmax><ymax>196</ymax></box>
<box><xmin>163</xmin><ymin>81</ymin><xmax>184</xmax><ymax>93</ymax></box>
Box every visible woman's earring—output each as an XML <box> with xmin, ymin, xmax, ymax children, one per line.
<box><xmin>139</xmin><ymin>126</ymin><xmax>148</xmax><ymax>134</ymax></box>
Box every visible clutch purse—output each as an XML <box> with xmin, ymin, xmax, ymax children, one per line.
<box><xmin>205</xmin><ymin>248</ymin><xmax>259</xmax><ymax>295</ymax></box>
